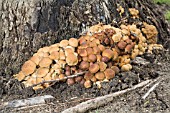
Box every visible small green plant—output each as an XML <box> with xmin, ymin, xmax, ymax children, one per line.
<box><xmin>165</xmin><ymin>11</ymin><xmax>170</xmax><ymax>21</ymax></box>
<box><xmin>154</xmin><ymin>0</ymin><xmax>170</xmax><ymax>4</ymax></box>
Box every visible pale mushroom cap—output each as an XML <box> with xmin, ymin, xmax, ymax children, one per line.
<box><xmin>21</xmin><ymin>60</ymin><xmax>36</xmax><ymax>76</ymax></box>
<box><xmin>30</xmin><ymin>55</ymin><xmax>41</xmax><ymax>65</ymax></box>
<box><xmin>66</xmin><ymin>53</ymin><xmax>78</xmax><ymax>66</ymax></box>
<box><xmin>36</xmin><ymin>77</ymin><xmax>44</xmax><ymax>84</ymax></box>
<box><xmin>38</xmin><ymin>46</ymin><xmax>50</xmax><ymax>53</ymax></box>
<box><xmin>14</xmin><ymin>71</ymin><xmax>26</xmax><ymax>81</ymax></box>
<box><xmin>49</xmin><ymin>51</ymin><xmax>60</xmax><ymax>60</ymax></box>
<box><xmin>78</xmin><ymin>49</ymin><xmax>88</xmax><ymax>57</ymax></box>
<box><xmin>59</xmin><ymin>40</ymin><xmax>69</xmax><ymax>47</ymax></box>
<box><xmin>36</xmin><ymin>67</ymin><xmax>49</xmax><ymax>77</ymax></box>
<box><xmin>49</xmin><ymin>46</ymin><xmax>60</xmax><ymax>54</ymax></box>
<box><xmin>39</xmin><ymin>57</ymin><xmax>52</xmax><ymax>67</ymax></box>
<box><xmin>65</xmin><ymin>48</ymin><xmax>74</xmax><ymax>56</ymax></box>
<box><xmin>84</xmin><ymin>80</ymin><xmax>92</xmax><ymax>88</ymax></box>
<box><xmin>69</xmin><ymin>38</ymin><xmax>78</xmax><ymax>47</ymax></box>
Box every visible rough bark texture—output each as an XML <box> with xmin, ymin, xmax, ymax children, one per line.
<box><xmin>0</xmin><ymin>0</ymin><xmax>169</xmax><ymax>77</ymax></box>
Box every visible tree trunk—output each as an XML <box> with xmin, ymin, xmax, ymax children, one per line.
<box><xmin>0</xmin><ymin>0</ymin><xmax>169</xmax><ymax>77</ymax></box>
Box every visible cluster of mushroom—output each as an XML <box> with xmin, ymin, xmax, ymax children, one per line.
<box><xmin>14</xmin><ymin>22</ymin><xmax>163</xmax><ymax>90</ymax></box>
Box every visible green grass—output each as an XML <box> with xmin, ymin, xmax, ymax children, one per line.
<box><xmin>154</xmin><ymin>0</ymin><xmax>170</xmax><ymax>4</ymax></box>
<box><xmin>165</xmin><ymin>11</ymin><xmax>170</xmax><ymax>21</ymax></box>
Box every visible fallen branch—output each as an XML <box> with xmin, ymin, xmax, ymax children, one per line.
<box><xmin>2</xmin><ymin>95</ymin><xmax>55</xmax><ymax>108</ymax></box>
<box><xmin>30</xmin><ymin>71</ymin><xmax>86</xmax><ymax>88</ymax></box>
<box><xmin>62</xmin><ymin>79</ymin><xmax>152</xmax><ymax>113</ymax></box>
<box><xmin>142</xmin><ymin>81</ymin><xmax>161</xmax><ymax>100</ymax></box>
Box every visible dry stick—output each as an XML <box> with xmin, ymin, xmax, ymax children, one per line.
<box><xmin>31</xmin><ymin>71</ymin><xmax>86</xmax><ymax>88</ymax></box>
<box><xmin>62</xmin><ymin>79</ymin><xmax>152</xmax><ymax>113</ymax></box>
<box><xmin>142</xmin><ymin>81</ymin><xmax>161</xmax><ymax>100</ymax></box>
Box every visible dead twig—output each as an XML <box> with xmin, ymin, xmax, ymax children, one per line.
<box><xmin>142</xmin><ymin>81</ymin><xmax>161</xmax><ymax>100</ymax></box>
<box><xmin>30</xmin><ymin>71</ymin><xmax>86</xmax><ymax>88</ymax></box>
<box><xmin>62</xmin><ymin>79</ymin><xmax>152</xmax><ymax>113</ymax></box>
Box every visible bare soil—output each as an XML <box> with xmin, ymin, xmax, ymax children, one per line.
<box><xmin>0</xmin><ymin>3</ymin><xmax>170</xmax><ymax>113</ymax></box>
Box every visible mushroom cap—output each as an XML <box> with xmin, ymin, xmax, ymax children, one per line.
<box><xmin>121</xmin><ymin>64</ymin><xmax>132</xmax><ymax>71</ymax></box>
<box><xmin>104</xmin><ymin>68</ymin><xmax>115</xmax><ymax>80</ymax></box>
<box><xmin>44</xmin><ymin>72</ymin><xmax>52</xmax><ymax>81</ymax></box>
<box><xmin>66</xmin><ymin>53</ymin><xmax>78</xmax><ymax>66</ymax></box>
<box><xmin>84</xmin><ymin>71</ymin><xmax>93</xmax><ymax>80</ymax></box>
<box><xmin>14</xmin><ymin>71</ymin><xmax>26</xmax><ymax>81</ymax></box>
<box><xmin>39</xmin><ymin>57</ymin><xmax>52</xmax><ymax>67</ymax></box>
<box><xmin>117</xmin><ymin>41</ymin><xmax>127</xmax><ymax>49</ymax></box>
<box><xmin>88</xmin><ymin>54</ymin><xmax>97</xmax><ymax>62</ymax></box>
<box><xmin>90</xmin><ymin>76</ymin><xmax>97</xmax><ymax>82</ymax></box>
<box><xmin>67</xmin><ymin>78</ymin><xmax>75</xmax><ymax>85</ymax></box>
<box><xmin>21</xmin><ymin>60</ymin><xmax>36</xmax><ymax>76</ymax></box>
<box><xmin>95</xmin><ymin>72</ymin><xmax>105</xmax><ymax>81</ymax></box>
<box><xmin>125</xmin><ymin>44</ymin><xmax>134</xmax><ymax>53</ymax></box>
<box><xmin>36</xmin><ymin>77</ymin><xmax>44</xmax><ymax>84</ymax></box>
<box><xmin>98</xmin><ymin>62</ymin><xmax>107</xmax><ymax>71</ymax></box>
<box><xmin>111</xmin><ymin>66</ymin><xmax>120</xmax><ymax>74</ymax></box>
<box><xmin>84</xmin><ymin>80</ymin><xmax>92</xmax><ymax>88</ymax></box>
<box><xmin>82</xmin><ymin>56</ymin><xmax>88</xmax><ymax>61</ymax></box>
<box><xmin>78</xmin><ymin>36</ymin><xmax>87</xmax><ymax>45</ymax></box>
<box><xmin>102</xmin><ymin>49</ymin><xmax>114</xmax><ymax>59</ymax></box>
<box><xmin>69</xmin><ymin>38</ymin><xmax>78</xmax><ymax>47</ymax></box>
<box><xmin>38</xmin><ymin>46</ymin><xmax>50</xmax><ymax>53</ymax></box>
<box><xmin>59</xmin><ymin>40</ymin><xmax>69</xmax><ymax>47</ymax></box>
<box><xmin>112</xmin><ymin>48</ymin><xmax>119</xmax><ymax>61</ymax></box>
<box><xmin>89</xmin><ymin>63</ymin><xmax>99</xmax><ymax>73</ymax></box>
<box><xmin>37</xmin><ymin>67</ymin><xmax>49</xmax><ymax>77</ymax></box>
<box><xmin>101</xmin><ymin>56</ymin><xmax>110</xmax><ymax>63</ymax></box>
<box><xmin>86</xmin><ymin>47</ymin><xmax>93</xmax><ymax>55</ymax></box>
<box><xmin>65</xmin><ymin>48</ymin><xmax>74</xmax><ymax>56</ymax></box>
<box><xmin>93</xmin><ymin>46</ymin><xmax>100</xmax><ymax>54</ymax></box>
<box><xmin>30</xmin><ymin>55</ymin><xmax>41</xmax><ymax>65</ymax></box>
<box><xmin>49</xmin><ymin>46</ymin><xmax>60</xmax><ymax>54</ymax></box>
<box><xmin>49</xmin><ymin>51</ymin><xmax>60</xmax><ymax>60</ymax></box>
<box><xmin>78</xmin><ymin>49</ymin><xmax>88</xmax><ymax>57</ymax></box>
<box><xmin>89</xmin><ymin>41</ymin><xmax>97</xmax><ymax>47</ymax></box>
<box><xmin>98</xmin><ymin>44</ymin><xmax>105</xmax><ymax>52</ymax></box>
<box><xmin>75</xmin><ymin>76</ymin><xmax>83</xmax><ymax>83</ymax></box>
<box><xmin>79</xmin><ymin>61</ymin><xmax>90</xmax><ymax>70</ymax></box>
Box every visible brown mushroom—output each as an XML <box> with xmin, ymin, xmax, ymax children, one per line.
<box><xmin>79</xmin><ymin>61</ymin><xmax>90</xmax><ymax>70</ymax></box>
<box><xmin>102</xmin><ymin>49</ymin><xmax>114</xmax><ymax>59</ymax></box>
<box><xmin>121</xmin><ymin>64</ymin><xmax>132</xmax><ymax>72</ymax></box>
<box><xmin>36</xmin><ymin>67</ymin><xmax>49</xmax><ymax>77</ymax></box>
<box><xmin>88</xmin><ymin>54</ymin><xmax>97</xmax><ymax>62</ymax></box>
<box><xmin>84</xmin><ymin>71</ymin><xmax>93</xmax><ymax>80</ymax></box>
<box><xmin>86</xmin><ymin>47</ymin><xmax>93</xmax><ymax>55</ymax></box>
<box><xmin>78</xmin><ymin>49</ymin><xmax>88</xmax><ymax>57</ymax></box>
<box><xmin>67</xmin><ymin>78</ymin><xmax>75</xmax><ymax>85</ymax></box>
<box><xmin>91</xmin><ymin>76</ymin><xmax>97</xmax><ymax>82</ymax></box>
<box><xmin>101</xmin><ymin>56</ymin><xmax>110</xmax><ymax>63</ymax></box>
<box><xmin>39</xmin><ymin>57</ymin><xmax>52</xmax><ymax>68</ymax></box>
<box><xmin>93</xmin><ymin>46</ymin><xmax>100</xmax><ymax>54</ymax></box>
<box><xmin>59</xmin><ymin>50</ymin><xmax>66</xmax><ymax>60</ymax></box>
<box><xmin>84</xmin><ymin>80</ymin><xmax>92</xmax><ymax>88</ymax></box>
<box><xmin>98</xmin><ymin>62</ymin><xmax>107</xmax><ymax>71</ymax></box>
<box><xmin>95</xmin><ymin>72</ymin><xmax>105</xmax><ymax>81</ymax></box>
<box><xmin>65</xmin><ymin>48</ymin><xmax>74</xmax><ymax>56</ymax></box>
<box><xmin>96</xmin><ymin>54</ymin><xmax>102</xmax><ymax>62</ymax></box>
<box><xmin>21</xmin><ymin>60</ymin><xmax>36</xmax><ymax>76</ymax></box>
<box><xmin>111</xmin><ymin>66</ymin><xmax>120</xmax><ymax>74</ymax></box>
<box><xmin>59</xmin><ymin>74</ymin><xmax>66</xmax><ymax>82</ymax></box>
<box><xmin>104</xmin><ymin>68</ymin><xmax>115</xmax><ymax>80</ymax></box>
<box><xmin>98</xmin><ymin>44</ymin><xmax>105</xmax><ymax>52</ymax></box>
<box><xmin>33</xmin><ymin>85</ymin><xmax>44</xmax><ymax>90</ymax></box>
<box><xmin>49</xmin><ymin>46</ymin><xmax>60</xmax><ymax>54</ymax></box>
<box><xmin>117</xmin><ymin>41</ymin><xmax>127</xmax><ymax>49</ymax></box>
<box><xmin>89</xmin><ymin>63</ymin><xmax>100</xmax><ymax>73</ymax></box>
<box><xmin>75</xmin><ymin>76</ymin><xmax>83</xmax><ymax>82</ymax></box>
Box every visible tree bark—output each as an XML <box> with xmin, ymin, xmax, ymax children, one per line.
<box><xmin>0</xmin><ymin>0</ymin><xmax>169</xmax><ymax>77</ymax></box>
